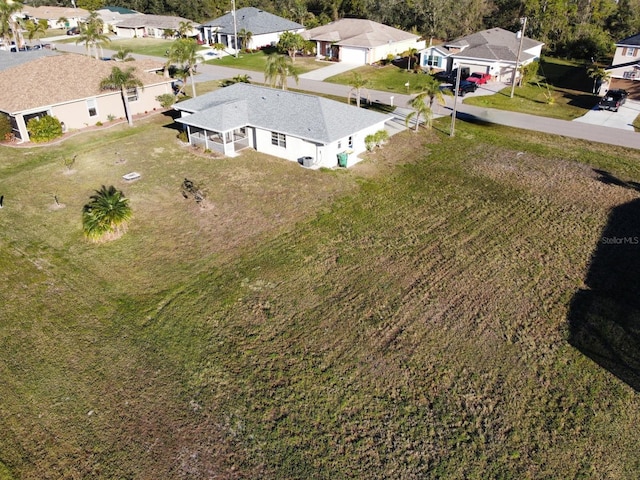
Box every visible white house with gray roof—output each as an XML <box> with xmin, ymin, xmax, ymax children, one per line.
<box><xmin>174</xmin><ymin>84</ymin><xmax>391</xmax><ymax>168</ymax></box>
<box><xmin>302</xmin><ymin>19</ymin><xmax>425</xmax><ymax>65</ymax></box>
<box><xmin>199</xmin><ymin>7</ymin><xmax>303</xmax><ymax>50</ymax></box>
<box><xmin>419</xmin><ymin>28</ymin><xmax>544</xmax><ymax>82</ymax></box>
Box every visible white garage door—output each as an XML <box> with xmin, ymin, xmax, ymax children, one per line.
<box><xmin>340</xmin><ymin>47</ymin><xmax>367</xmax><ymax>65</ymax></box>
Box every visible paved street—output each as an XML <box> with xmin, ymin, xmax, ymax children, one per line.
<box><xmin>50</xmin><ymin>39</ymin><xmax>640</xmax><ymax>150</ymax></box>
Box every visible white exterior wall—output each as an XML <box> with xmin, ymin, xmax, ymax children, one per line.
<box><xmin>340</xmin><ymin>46</ymin><xmax>367</xmax><ymax>64</ymax></box>
<box><xmin>115</xmin><ymin>26</ymin><xmax>143</xmax><ymax>38</ymax></box>
<box><xmin>370</xmin><ymin>39</ymin><xmax>426</xmax><ymax>64</ymax></box>
<box><xmin>612</xmin><ymin>45</ymin><xmax>640</xmax><ymax>67</ymax></box>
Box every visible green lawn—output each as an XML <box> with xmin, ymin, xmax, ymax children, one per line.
<box><xmin>1</xmin><ymin>114</ymin><xmax>640</xmax><ymax>478</ymax></box>
<box><xmin>108</xmin><ymin>37</ymin><xmax>174</xmax><ymax>58</ymax></box>
<box><xmin>464</xmin><ymin>57</ymin><xmax>601</xmax><ymax>121</ymax></box>
<box><xmin>211</xmin><ymin>49</ymin><xmax>323</xmax><ymax>74</ymax></box>
<box><xmin>327</xmin><ymin>63</ymin><xmax>439</xmax><ymax>94</ymax></box>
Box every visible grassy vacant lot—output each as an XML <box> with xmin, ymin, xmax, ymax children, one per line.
<box><xmin>327</xmin><ymin>63</ymin><xmax>437</xmax><ymax>94</ymax></box>
<box><xmin>1</xmin><ymin>113</ymin><xmax>640</xmax><ymax>478</ymax></box>
<box><xmin>212</xmin><ymin>49</ymin><xmax>323</xmax><ymax>74</ymax></box>
<box><xmin>108</xmin><ymin>37</ymin><xmax>174</xmax><ymax>58</ymax></box>
<box><xmin>464</xmin><ymin>57</ymin><xmax>600</xmax><ymax>120</ymax></box>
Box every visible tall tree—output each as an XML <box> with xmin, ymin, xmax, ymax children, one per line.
<box><xmin>264</xmin><ymin>53</ymin><xmax>299</xmax><ymax>90</ymax></box>
<box><xmin>166</xmin><ymin>38</ymin><xmax>202</xmax><ymax>98</ymax></box>
<box><xmin>405</xmin><ymin>94</ymin><xmax>433</xmax><ymax>131</ymax></box>
<box><xmin>99</xmin><ymin>66</ymin><xmax>144</xmax><ymax>126</ymax></box>
<box><xmin>76</xmin><ymin>11</ymin><xmax>110</xmax><ymax>59</ymax></box>
<box><xmin>0</xmin><ymin>0</ymin><xmax>23</xmax><ymax>49</ymax></box>
<box><xmin>277</xmin><ymin>31</ymin><xmax>305</xmax><ymax>61</ymax></box>
<box><xmin>24</xmin><ymin>18</ymin><xmax>48</xmax><ymax>46</ymax></box>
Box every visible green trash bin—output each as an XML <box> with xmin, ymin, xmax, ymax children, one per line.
<box><xmin>337</xmin><ymin>152</ymin><xmax>348</xmax><ymax>168</ymax></box>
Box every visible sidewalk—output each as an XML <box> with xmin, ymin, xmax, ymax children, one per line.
<box><xmin>299</xmin><ymin>61</ymin><xmax>360</xmax><ymax>81</ymax></box>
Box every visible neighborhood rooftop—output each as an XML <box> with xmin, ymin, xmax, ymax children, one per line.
<box><xmin>446</xmin><ymin>28</ymin><xmax>543</xmax><ymax>62</ymax></box>
<box><xmin>115</xmin><ymin>14</ymin><xmax>201</xmax><ymax>29</ymax></box>
<box><xmin>302</xmin><ymin>19</ymin><xmax>419</xmax><ymax>48</ymax></box>
<box><xmin>175</xmin><ymin>83</ymin><xmax>392</xmax><ymax>145</ymax></box>
<box><xmin>0</xmin><ymin>54</ymin><xmax>170</xmax><ymax>113</ymax></box>
<box><xmin>201</xmin><ymin>7</ymin><xmax>302</xmax><ymax>35</ymax></box>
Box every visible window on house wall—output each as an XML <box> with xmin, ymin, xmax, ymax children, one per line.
<box><xmin>626</xmin><ymin>47</ymin><xmax>637</xmax><ymax>56</ymax></box>
<box><xmin>337</xmin><ymin>140</ymin><xmax>342</xmax><ymax>149</ymax></box>
<box><xmin>87</xmin><ymin>98</ymin><xmax>97</xmax><ymax>117</ymax></box>
<box><xmin>271</xmin><ymin>131</ymin><xmax>286</xmax><ymax>148</ymax></box>
<box><xmin>348</xmin><ymin>136</ymin><xmax>353</xmax><ymax>148</ymax></box>
<box><xmin>126</xmin><ymin>87</ymin><xmax>139</xmax><ymax>102</ymax></box>
<box><xmin>427</xmin><ymin>55</ymin><xmax>440</xmax><ymax>66</ymax></box>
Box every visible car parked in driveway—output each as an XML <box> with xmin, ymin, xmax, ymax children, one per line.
<box><xmin>67</xmin><ymin>27</ymin><xmax>80</xmax><ymax>35</ymax></box>
<box><xmin>598</xmin><ymin>89</ymin><xmax>628</xmax><ymax>112</ymax></box>
<box><xmin>443</xmin><ymin>80</ymin><xmax>479</xmax><ymax>96</ymax></box>
<box><xmin>467</xmin><ymin>72</ymin><xmax>491</xmax><ymax>85</ymax></box>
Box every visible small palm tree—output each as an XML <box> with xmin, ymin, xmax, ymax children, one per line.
<box><xmin>57</xmin><ymin>16</ymin><xmax>69</xmax><ymax>29</ymax></box>
<box><xmin>587</xmin><ymin>66</ymin><xmax>612</xmax><ymax>94</ymax></box>
<box><xmin>82</xmin><ymin>185</ymin><xmax>132</xmax><ymax>242</ymax></box>
<box><xmin>264</xmin><ymin>53</ymin><xmax>299</xmax><ymax>90</ymax></box>
<box><xmin>25</xmin><ymin>19</ymin><xmax>47</xmax><ymax>47</ymax></box>
<box><xmin>405</xmin><ymin>95</ymin><xmax>432</xmax><ymax>131</ymax></box>
<box><xmin>177</xmin><ymin>20</ymin><xmax>193</xmax><ymax>38</ymax></box>
<box><xmin>100</xmin><ymin>66</ymin><xmax>144</xmax><ymax>126</ymax></box>
<box><xmin>404</xmin><ymin>47</ymin><xmax>419</xmax><ymax>71</ymax></box>
<box><xmin>348</xmin><ymin>73</ymin><xmax>369</xmax><ymax>107</ymax></box>
<box><xmin>421</xmin><ymin>75</ymin><xmax>448</xmax><ymax>112</ymax></box>
<box><xmin>112</xmin><ymin>47</ymin><xmax>135</xmax><ymax>62</ymax></box>
<box><xmin>238</xmin><ymin>28</ymin><xmax>253</xmax><ymax>50</ymax></box>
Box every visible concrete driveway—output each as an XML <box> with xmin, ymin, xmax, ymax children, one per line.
<box><xmin>573</xmin><ymin>99</ymin><xmax>640</xmax><ymax>131</ymax></box>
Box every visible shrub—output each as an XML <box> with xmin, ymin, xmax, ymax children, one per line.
<box><xmin>82</xmin><ymin>185</ymin><xmax>132</xmax><ymax>242</ymax></box>
<box><xmin>26</xmin><ymin>115</ymin><xmax>63</xmax><ymax>143</ymax></box>
<box><xmin>95</xmin><ymin>121</ymin><xmax>103</xmax><ymax>126</ymax></box>
<box><xmin>0</xmin><ymin>113</ymin><xmax>12</xmax><ymax>139</ymax></box>
<box><xmin>373</xmin><ymin>129</ymin><xmax>389</xmax><ymax>147</ymax></box>
<box><xmin>177</xmin><ymin>130</ymin><xmax>188</xmax><ymax>142</ymax></box>
<box><xmin>365</xmin><ymin>134</ymin><xmax>376</xmax><ymax>151</ymax></box>
<box><xmin>156</xmin><ymin>93</ymin><xmax>176</xmax><ymax>108</ymax></box>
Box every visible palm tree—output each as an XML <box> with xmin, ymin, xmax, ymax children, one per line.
<box><xmin>404</xmin><ymin>47</ymin><xmax>419</xmax><ymax>71</ymax></box>
<box><xmin>420</xmin><ymin>74</ymin><xmax>448</xmax><ymax>112</ymax></box>
<box><xmin>25</xmin><ymin>18</ymin><xmax>47</xmax><ymax>47</ymax></box>
<box><xmin>0</xmin><ymin>0</ymin><xmax>23</xmax><ymax>49</ymax></box>
<box><xmin>76</xmin><ymin>12</ymin><xmax>110</xmax><ymax>59</ymax></box>
<box><xmin>347</xmin><ymin>72</ymin><xmax>369</xmax><ymax>107</ymax></box>
<box><xmin>57</xmin><ymin>16</ymin><xmax>68</xmax><ymax>29</ymax></box>
<box><xmin>112</xmin><ymin>47</ymin><xmax>135</xmax><ymax>62</ymax></box>
<box><xmin>264</xmin><ymin>53</ymin><xmax>299</xmax><ymax>90</ymax></box>
<box><xmin>166</xmin><ymin>38</ymin><xmax>202</xmax><ymax>98</ymax></box>
<box><xmin>587</xmin><ymin>66</ymin><xmax>612</xmax><ymax>94</ymax></box>
<box><xmin>82</xmin><ymin>185</ymin><xmax>132</xmax><ymax>242</ymax></box>
<box><xmin>238</xmin><ymin>28</ymin><xmax>253</xmax><ymax>50</ymax></box>
<box><xmin>177</xmin><ymin>20</ymin><xmax>193</xmax><ymax>38</ymax></box>
<box><xmin>100</xmin><ymin>66</ymin><xmax>144</xmax><ymax>126</ymax></box>
<box><xmin>405</xmin><ymin>94</ymin><xmax>432</xmax><ymax>131</ymax></box>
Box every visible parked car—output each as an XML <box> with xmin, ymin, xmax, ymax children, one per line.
<box><xmin>467</xmin><ymin>72</ymin><xmax>491</xmax><ymax>85</ymax></box>
<box><xmin>434</xmin><ymin>68</ymin><xmax>469</xmax><ymax>84</ymax></box>
<box><xmin>67</xmin><ymin>27</ymin><xmax>80</xmax><ymax>35</ymax></box>
<box><xmin>598</xmin><ymin>89</ymin><xmax>628</xmax><ymax>112</ymax></box>
<box><xmin>444</xmin><ymin>80</ymin><xmax>479</xmax><ymax>96</ymax></box>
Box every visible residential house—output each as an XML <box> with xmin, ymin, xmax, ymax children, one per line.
<box><xmin>605</xmin><ymin>33</ymin><xmax>640</xmax><ymax>96</ymax></box>
<box><xmin>173</xmin><ymin>83</ymin><xmax>391</xmax><ymax>168</ymax></box>
<box><xmin>114</xmin><ymin>14</ymin><xmax>200</xmax><ymax>39</ymax></box>
<box><xmin>200</xmin><ymin>7</ymin><xmax>303</xmax><ymax>50</ymax></box>
<box><xmin>95</xmin><ymin>6</ymin><xmax>144</xmax><ymax>34</ymax></box>
<box><xmin>419</xmin><ymin>28</ymin><xmax>544</xmax><ymax>82</ymax></box>
<box><xmin>0</xmin><ymin>54</ymin><xmax>173</xmax><ymax>142</ymax></box>
<box><xmin>301</xmin><ymin>19</ymin><xmax>425</xmax><ymax>65</ymax></box>
<box><xmin>19</xmin><ymin>5</ymin><xmax>90</xmax><ymax>29</ymax></box>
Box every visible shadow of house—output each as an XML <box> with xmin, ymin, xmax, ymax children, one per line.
<box><xmin>568</xmin><ymin>195</ymin><xmax>640</xmax><ymax>391</ymax></box>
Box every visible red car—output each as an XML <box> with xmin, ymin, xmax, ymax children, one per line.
<box><xmin>467</xmin><ymin>72</ymin><xmax>491</xmax><ymax>85</ymax></box>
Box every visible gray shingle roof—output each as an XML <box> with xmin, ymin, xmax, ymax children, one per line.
<box><xmin>446</xmin><ymin>28</ymin><xmax>543</xmax><ymax>61</ymax></box>
<box><xmin>617</xmin><ymin>33</ymin><xmax>640</xmax><ymax>47</ymax></box>
<box><xmin>202</xmin><ymin>7</ymin><xmax>302</xmax><ymax>35</ymax></box>
<box><xmin>175</xmin><ymin>83</ymin><xmax>391</xmax><ymax>144</ymax></box>
<box><xmin>0</xmin><ymin>49</ymin><xmax>59</xmax><ymax>72</ymax></box>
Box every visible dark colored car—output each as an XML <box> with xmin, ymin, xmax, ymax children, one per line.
<box><xmin>455</xmin><ymin>80</ymin><xmax>479</xmax><ymax>96</ymax></box>
<box><xmin>467</xmin><ymin>72</ymin><xmax>491</xmax><ymax>85</ymax></box>
<box><xmin>598</xmin><ymin>89</ymin><xmax>628</xmax><ymax>112</ymax></box>
<box><xmin>67</xmin><ymin>27</ymin><xmax>80</xmax><ymax>35</ymax></box>
<box><xmin>433</xmin><ymin>68</ymin><xmax>469</xmax><ymax>84</ymax></box>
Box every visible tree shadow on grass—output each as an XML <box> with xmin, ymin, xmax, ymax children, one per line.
<box><xmin>568</xmin><ymin>189</ymin><xmax>640</xmax><ymax>390</ymax></box>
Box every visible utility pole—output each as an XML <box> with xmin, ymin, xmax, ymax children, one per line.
<box><xmin>450</xmin><ymin>66</ymin><xmax>462</xmax><ymax>137</ymax></box>
<box><xmin>510</xmin><ymin>17</ymin><xmax>527</xmax><ymax>99</ymax></box>
<box><xmin>232</xmin><ymin>0</ymin><xmax>238</xmax><ymax>58</ymax></box>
